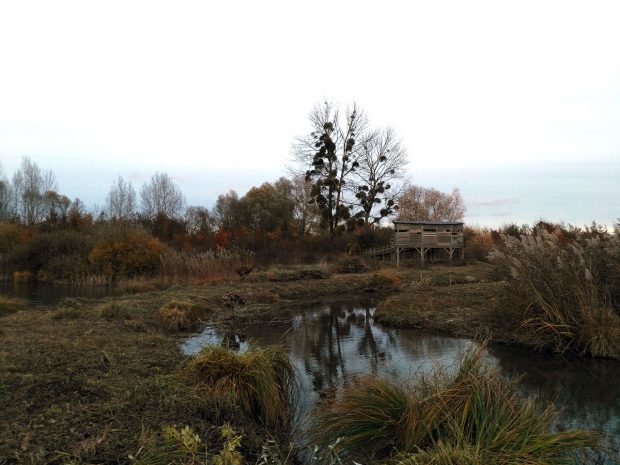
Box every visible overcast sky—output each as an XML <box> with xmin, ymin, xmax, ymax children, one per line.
<box><xmin>0</xmin><ymin>1</ymin><xmax>618</xmax><ymax>227</ymax></box>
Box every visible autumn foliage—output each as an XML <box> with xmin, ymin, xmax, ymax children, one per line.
<box><xmin>89</xmin><ymin>229</ymin><xmax>166</xmax><ymax>279</ymax></box>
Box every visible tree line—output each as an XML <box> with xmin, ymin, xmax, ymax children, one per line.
<box><xmin>0</xmin><ymin>102</ymin><xmax>466</xmax><ymax>277</ymax></box>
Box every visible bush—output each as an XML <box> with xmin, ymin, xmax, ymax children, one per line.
<box><xmin>331</xmin><ymin>256</ymin><xmax>370</xmax><ymax>274</ymax></box>
<box><xmin>372</xmin><ymin>269</ymin><xmax>403</xmax><ymax>286</ymax></box>
<box><xmin>489</xmin><ymin>227</ymin><xmax>620</xmax><ymax>358</ymax></box>
<box><xmin>309</xmin><ymin>343</ymin><xmax>597</xmax><ymax>463</ymax></box>
<box><xmin>463</xmin><ymin>226</ymin><xmax>495</xmax><ymax>262</ymax></box>
<box><xmin>3</xmin><ymin>230</ymin><xmax>92</xmax><ymax>281</ymax></box>
<box><xmin>183</xmin><ymin>345</ymin><xmax>297</xmax><ymax>428</ymax></box>
<box><xmin>89</xmin><ymin>228</ymin><xmax>166</xmax><ymax>279</ymax></box>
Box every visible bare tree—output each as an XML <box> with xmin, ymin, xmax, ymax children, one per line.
<box><xmin>397</xmin><ymin>185</ymin><xmax>466</xmax><ymax>222</ymax></box>
<box><xmin>353</xmin><ymin>127</ymin><xmax>408</xmax><ymax>224</ymax></box>
<box><xmin>12</xmin><ymin>156</ymin><xmax>57</xmax><ymax>225</ymax></box>
<box><xmin>290</xmin><ymin>175</ymin><xmax>319</xmax><ymax>236</ymax></box>
<box><xmin>106</xmin><ymin>176</ymin><xmax>137</xmax><ymax>220</ymax></box>
<box><xmin>292</xmin><ymin>101</ymin><xmax>368</xmax><ymax>233</ymax></box>
<box><xmin>0</xmin><ymin>169</ymin><xmax>13</xmax><ymax>221</ymax></box>
<box><xmin>140</xmin><ymin>172</ymin><xmax>186</xmax><ymax>219</ymax></box>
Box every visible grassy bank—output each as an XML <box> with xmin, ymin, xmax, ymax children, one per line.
<box><xmin>0</xmin><ymin>265</ymin><xmax>389</xmax><ymax>464</ymax></box>
<box><xmin>0</xmin><ymin>261</ymin><xmax>612</xmax><ymax>464</ymax></box>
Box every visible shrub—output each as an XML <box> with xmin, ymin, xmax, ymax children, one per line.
<box><xmin>372</xmin><ymin>269</ymin><xmax>403</xmax><ymax>286</ymax></box>
<box><xmin>309</xmin><ymin>343</ymin><xmax>597</xmax><ymax>463</ymax></box>
<box><xmin>331</xmin><ymin>256</ymin><xmax>370</xmax><ymax>274</ymax></box>
<box><xmin>89</xmin><ymin>228</ymin><xmax>166</xmax><ymax>279</ymax></box>
<box><xmin>0</xmin><ymin>223</ymin><xmax>24</xmax><ymax>254</ymax></box>
<box><xmin>463</xmin><ymin>226</ymin><xmax>495</xmax><ymax>262</ymax></box>
<box><xmin>3</xmin><ymin>230</ymin><xmax>92</xmax><ymax>281</ymax></box>
<box><xmin>133</xmin><ymin>423</ymin><xmax>243</xmax><ymax>465</ymax></box>
<box><xmin>489</xmin><ymin>227</ymin><xmax>620</xmax><ymax>358</ymax></box>
<box><xmin>184</xmin><ymin>345</ymin><xmax>297</xmax><ymax>428</ymax></box>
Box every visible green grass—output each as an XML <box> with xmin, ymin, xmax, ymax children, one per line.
<box><xmin>184</xmin><ymin>345</ymin><xmax>297</xmax><ymax>429</ymax></box>
<box><xmin>309</xmin><ymin>343</ymin><xmax>598</xmax><ymax>464</ymax></box>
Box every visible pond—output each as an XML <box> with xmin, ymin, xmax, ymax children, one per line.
<box><xmin>0</xmin><ymin>281</ymin><xmax>117</xmax><ymax>306</ymax></box>
<box><xmin>183</xmin><ymin>300</ymin><xmax>620</xmax><ymax>461</ymax></box>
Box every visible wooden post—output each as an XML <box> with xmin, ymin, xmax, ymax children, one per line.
<box><xmin>420</xmin><ymin>229</ymin><xmax>424</xmax><ymax>267</ymax></box>
<box><xmin>449</xmin><ymin>224</ymin><xmax>453</xmax><ymax>264</ymax></box>
<box><xmin>394</xmin><ymin>222</ymin><xmax>399</xmax><ymax>268</ymax></box>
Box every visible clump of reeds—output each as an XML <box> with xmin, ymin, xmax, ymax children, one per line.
<box><xmin>159</xmin><ymin>249</ymin><xmax>254</xmax><ymax>283</ymax></box>
<box><xmin>0</xmin><ymin>295</ymin><xmax>26</xmax><ymax>316</ymax></box>
<box><xmin>309</xmin><ymin>343</ymin><xmax>598</xmax><ymax>464</ymax></box>
<box><xmin>184</xmin><ymin>345</ymin><xmax>297</xmax><ymax>429</ymax></box>
<box><xmin>489</xmin><ymin>226</ymin><xmax>620</xmax><ymax>358</ymax></box>
<box><xmin>156</xmin><ymin>300</ymin><xmax>210</xmax><ymax>331</ymax></box>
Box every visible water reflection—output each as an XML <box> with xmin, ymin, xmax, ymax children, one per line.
<box><xmin>489</xmin><ymin>344</ymin><xmax>620</xmax><ymax>454</ymax></box>
<box><xmin>0</xmin><ymin>281</ymin><xmax>117</xmax><ymax>306</ymax></box>
<box><xmin>182</xmin><ymin>301</ymin><xmax>474</xmax><ymax>415</ymax></box>
<box><xmin>182</xmin><ymin>301</ymin><xmax>620</xmax><ymax>458</ymax></box>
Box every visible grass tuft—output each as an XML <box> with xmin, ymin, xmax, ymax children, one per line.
<box><xmin>309</xmin><ymin>343</ymin><xmax>598</xmax><ymax>463</ymax></box>
<box><xmin>156</xmin><ymin>300</ymin><xmax>211</xmax><ymax>331</ymax></box>
<box><xmin>184</xmin><ymin>345</ymin><xmax>297</xmax><ymax>429</ymax></box>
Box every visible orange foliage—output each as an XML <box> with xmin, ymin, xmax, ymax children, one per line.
<box><xmin>89</xmin><ymin>231</ymin><xmax>167</xmax><ymax>279</ymax></box>
<box><xmin>214</xmin><ymin>229</ymin><xmax>231</xmax><ymax>248</ymax></box>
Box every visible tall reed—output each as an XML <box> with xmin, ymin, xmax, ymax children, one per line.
<box><xmin>489</xmin><ymin>227</ymin><xmax>620</xmax><ymax>357</ymax></box>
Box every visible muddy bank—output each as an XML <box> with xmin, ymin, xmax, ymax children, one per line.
<box><xmin>374</xmin><ymin>281</ymin><xmax>516</xmax><ymax>340</ymax></box>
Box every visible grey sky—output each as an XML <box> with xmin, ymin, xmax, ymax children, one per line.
<box><xmin>0</xmin><ymin>1</ymin><xmax>618</xmax><ymax>227</ymax></box>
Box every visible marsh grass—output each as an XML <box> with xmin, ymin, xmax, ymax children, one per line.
<box><xmin>156</xmin><ymin>300</ymin><xmax>211</xmax><ymax>331</ymax></box>
<box><xmin>184</xmin><ymin>345</ymin><xmax>297</xmax><ymax>429</ymax></box>
<box><xmin>489</xmin><ymin>227</ymin><xmax>620</xmax><ymax>358</ymax></box>
<box><xmin>309</xmin><ymin>344</ymin><xmax>598</xmax><ymax>464</ymax></box>
<box><xmin>0</xmin><ymin>295</ymin><xmax>26</xmax><ymax>316</ymax></box>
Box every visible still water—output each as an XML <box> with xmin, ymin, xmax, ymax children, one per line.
<box><xmin>183</xmin><ymin>301</ymin><xmax>620</xmax><ymax>459</ymax></box>
<box><xmin>0</xmin><ymin>281</ymin><xmax>117</xmax><ymax>306</ymax></box>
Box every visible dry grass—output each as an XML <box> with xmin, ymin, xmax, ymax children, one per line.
<box><xmin>0</xmin><ymin>300</ymin><xmax>217</xmax><ymax>464</ymax></box>
<box><xmin>0</xmin><ymin>295</ymin><xmax>26</xmax><ymax>316</ymax></box>
<box><xmin>156</xmin><ymin>300</ymin><xmax>212</xmax><ymax>331</ymax></box>
<box><xmin>309</xmin><ymin>343</ymin><xmax>598</xmax><ymax>464</ymax></box>
<box><xmin>374</xmin><ymin>281</ymin><xmax>506</xmax><ymax>340</ymax></box>
<box><xmin>489</xmin><ymin>228</ymin><xmax>620</xmax><ymax>358</ymax></box>
<box><xmin>183</xmin><ymin>345</ymin><xmax>297</xmax><ymax>429</ymax></box>
<box><xmin>372</xmin><ymin>269</ymin><xmax>403</xmax><ymax>286</ymax></box>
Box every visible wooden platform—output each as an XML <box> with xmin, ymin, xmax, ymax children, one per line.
<box><xmin>393</xmin><ymin>221</ymin><xmax>464</xmax><ymax>267</ymax></box>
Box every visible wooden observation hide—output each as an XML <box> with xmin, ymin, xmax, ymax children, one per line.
<box><xmin>393</xmin><ymin>221</ymin><xmax>464</xmax><ymax>267</ymax></box>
